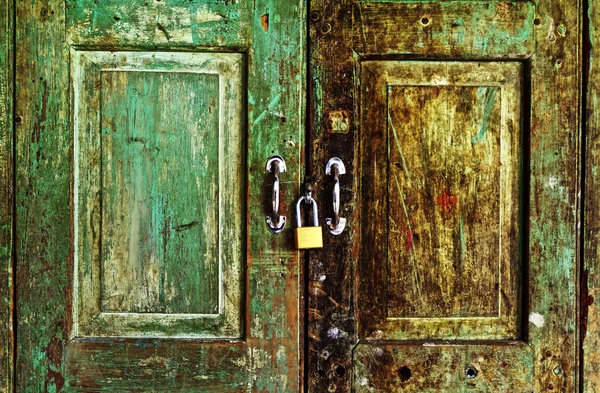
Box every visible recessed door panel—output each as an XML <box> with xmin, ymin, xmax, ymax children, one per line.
<box><xmin>360</xmin><ymin>61</ymin><xmax>523</xmax><ymax>340</ymax></box>
<box><xmin>73</xmin><ymin>51</ymin><xmax>244</xmax><ymax>338</ymax></box>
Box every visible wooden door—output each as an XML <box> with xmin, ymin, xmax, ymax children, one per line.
<box><xmin>309</xmin><ymin>0</ymin><xmax>581</xmax><ymax>392</ymax></box>
<box><xmin>14</xmin><ymin>1</ymin><xmax>304</xmax><ymax>391</ymax></box>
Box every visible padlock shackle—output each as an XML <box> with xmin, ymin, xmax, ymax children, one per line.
<box><xmin>296</xmin><ymin>196</ymin><xmax>319</xmax><ymax>228</ymax></box>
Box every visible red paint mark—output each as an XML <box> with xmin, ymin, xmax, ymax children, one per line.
<box><xmin>405</xmin><ymin>230</ymin><xmax>413</xmax><ymax>251</ymax></box>
<box><xmin>436</xmin><ymin>189</ymin><xmax>458</xmax><ymax>213</ymax></box>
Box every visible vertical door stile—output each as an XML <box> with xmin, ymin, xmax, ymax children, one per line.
<box><xmin>583</xmin><ymin>0</ymin><xmax>600</xmax><ymax>390</ymax></box>
<box><xmin>0</xmin><ymin>1</ymin><xmax>13</xmax><ymax>392</ymax></box>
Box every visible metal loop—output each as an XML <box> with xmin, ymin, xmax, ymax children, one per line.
<box><xmin>266</xmin><ymin>155</ymin><xmax>286</xmax><ymax>233</ymax></box>
<box><xmin>332</xmin><ymin>165</ymin><xmax>341</xmax><ymax>225</ymax></box>
<box><xmin>296</xmin><ymin>196</ymin><xmax>319</xmax><ymax>228</ymax></box>
<box><xmin>325</xmin><ymin>157</ymin><xmax>346</xmax><ymax>235</ymax></box>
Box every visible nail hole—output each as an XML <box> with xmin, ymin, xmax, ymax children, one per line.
<box><xmin>280</xmin><ymin>116</ymin><xmax>287</xmax><ymax>123</ymax></box>
<box><xmin>15</xmin><ymin>116</ymin><xmax>22</xmax><ymax>124</ymax></box>
<box><xmin>310</xmin><ymin>11</ymin><xmax>320</xmax><ymax>21</ymax></box>
<box><xmin>548</xmin><ymin>383</ymin><xmax>555</xmax><ymax>390</ymax></box>
<box><xmin>398</xmin><ymin>366</ymin><xmax>412</xmax><ymax>382</ymax></box>
<box><xmin>421</xmin><ymin>17</ymin><xmax>430</xmax><ymax>25</ymax></box>
<box><xmin>545</xmin><ymin>350</ymin><xmax>553</xmax><ymax>358</ymax></box>
<box><xmin>465</xmin><ymin>366</ymin><xmax>478</xmax><ymax>379</ymax></box>
<box><xmin>553</xmin><ymin>366</ymin><xmax>563</xmax><ymax>375</ymax></box>
<box><xmin>113</xmin><ymin>16</ymin><xmax>121</xmax><ymax>21</ymax></box>
<box><xmin>534</xmin><ymin>17</ymin><xmax>541</xmax><ymax>25</ymax></box>
<box><xmin>335</xmin><ymin>365</ymin><xmax>346</xmax><ymax>378</ymax></box>
<box><xmin>556</xmin><ymin>59</ymin><xmax>563</xmax><ymax>66</ymax></box>
<box><xmin>320</xmin><ymin>23</ymin><xmax>332</xmax><ymax>34</ymax></box>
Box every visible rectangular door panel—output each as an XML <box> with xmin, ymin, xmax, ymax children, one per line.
<box><xmin>360</xmin><ymin>61</ymin><xmax>523</xmax><ymax>340</ymax></box>
<box><xmin>73</xmin><ymin>51</ymin><xmax>244</xmax><ymax>338</ymax></box>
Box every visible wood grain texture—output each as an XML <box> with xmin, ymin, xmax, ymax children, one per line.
<box><xmin>359</xmin><ymin>61</ymin><xmax>523</xmax><ymax>341</ymax></box>
<box><xmin>309</xmin><ymin>0</ymin><xmax>581</xmax><ymax>391</ymax></box>
<box><xmin>584</xmin><ymin>0</ymin><xmax>600</xmax><ymax>390</ymax></box>
<box><xmin>353</xmin><ymin>2</ymin><xmax>535</xmax><ymax>59</ymax></box>
<box><xmin>16</xmin><ymin>0</ymin><xmax>304</xmax><ymax>391</ymax></box>
<box><xmin>0</xmin><ymin>1</ymin><xmax>13</xmax><ymax>392</ymax></box>
<box><xmin>528</xmin><ymin>0</ymin><xmax>581</xmax><ymax>391</ymax></box>
<box><xmin>72</xmin><ymin>51</ymin><xmax>244</xmax><ymax>339</ymax></box>
<box><xmin>66</xmin><ymin>340</ymin><xmax>249</xmax><ymax>392</ymax></box>
<box><xmin>353</xmin><ymin>342</ymin><xmax>533</xmax><ymax>393</ymax></box>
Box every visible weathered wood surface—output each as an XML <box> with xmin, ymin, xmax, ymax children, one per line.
<box><xmin>353</xmin><ymin>343</ymin><xmax>533</xmax><ymax>393</ymax></box>
<box><xmin>66</xmin><ymin>341</ymin><xmax>249</xmax><ymax>392</ymax></box>
<box><xmin>309</xmin><ymin>0</ymin><xmax>581</xmax><ymax>392</ymax></box>
<box><xmin>67</xmin><ymin>0</ymin><xmax>251</xmax><ymax>49</ymax></box>
<box><xmin>352</xmin><ymin>2</ymin><xmax>535</xmax><ymax>59</ymax></box>
<box><xmin>17</xmin><ymin>0</ymin><xmax>304</xmax><ymax>391</ymax></box>
<box><xmin>0</xmin><ymin>1</ymin><xmax>13</xmax><ymax>392</ymax></box>
<box><xmin>359</xmin><ymin>61</ymin><xmax>523</xmax><ymax>341</ymax></box>
<box><xmin>584</xmin><ymin>0</ymin><xmax>600</xmax><ymax>390</ymax></box>
<box><xmin>527</xmin><ymin>0</ymin><xmax>581</xmax><ymax>390</ymax></box>
<box><xmin>73</xmin><ymin>51</ymin><xmax>244</xmax><ymax>339</ymax></box>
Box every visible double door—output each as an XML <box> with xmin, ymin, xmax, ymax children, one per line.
<box><xmin>5</xmin><ymin>0</ymin><xmax>581</xmax><ymax>391</ymax></box>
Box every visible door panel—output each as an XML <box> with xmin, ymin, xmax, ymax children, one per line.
<box><xmin>74</xmin><ymin>51</ymin><xmax>244</xmax><ymax>338</ymax></box>
<box><xmin>309</xmin><ymin>0</ymin><xmax>580</xmax><ymax>392</ymax></box>
<box><xmin>16</xmin><ymin>0</ymin><xmax>304</xmax><ymax>391</ymax></box>
<box><xmin>360</xmin><ymin>61</ymin><xmax>523</xmax><ymax>341</ymax></box>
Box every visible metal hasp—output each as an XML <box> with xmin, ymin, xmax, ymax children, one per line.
<box><xmin>325</xmin><ymin>157</ymin><xmax>346</xmax><ymax>235</ymax></box>
<box><xmin>265</xmin><ymin>155</ymin><xmax>287</xmax><ymax>233</ymax></box>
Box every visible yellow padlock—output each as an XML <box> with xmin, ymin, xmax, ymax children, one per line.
<box><xmin>295</xmin><ymin>196</ymin><xmax>324</xmax><ymax>249</ymax></box>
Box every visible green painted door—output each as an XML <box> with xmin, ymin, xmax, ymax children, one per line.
<box><xmin>15</xmin><ymin>0</ymin><xmax>304</xmax><ymax>391</ymax></box>
<box><xmin>308</xmin><ymin>0</ymin><xmax>581</xmax><ymax>392</ymax></box>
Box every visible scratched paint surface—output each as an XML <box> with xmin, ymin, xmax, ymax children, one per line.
<box><xmin>101</xmin><ymin>70</ymin><xmax>222</xmax><ymax>314</ymax></box>
<box><xmin>388</xmin><ymin>84</ymin><xmax>503</xmax><ymax>319</ymax></box>
<box><xmin>16</xmin><ymin>0</ymin><xmax>304</xmax><ymax>391</ymax></box>
<box><xmin>309</xmin><ymin>0</ymin><xmax>580</xmax><ymax>392</ymax></box>
<box><xmin>359</xmin><ymin>61</ymin><xmax>523</xmax><ymax>341</ymax></box>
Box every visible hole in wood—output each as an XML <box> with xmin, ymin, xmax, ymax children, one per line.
<box><xmin>397</xmin><ymin>366</ymin><xmax>412</xmax><ymax>382</ymax></box>
<box><xmin>335</xmin><ymin>365</ymin><xmax>346</xmax><ymax>378</ymax></box>
<box><xmin>465</xmin><ymin>366</ymin><xmax>478</xmax><ymax>379</ymax></box>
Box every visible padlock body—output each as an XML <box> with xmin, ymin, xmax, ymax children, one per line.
<box><xmin>295</xmin><ymin>226</ymin><xmax>323</xmax><ymax>249</ymax></box>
